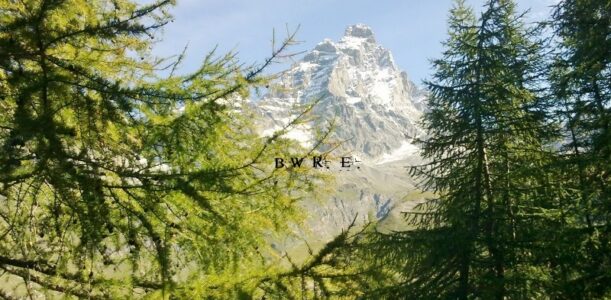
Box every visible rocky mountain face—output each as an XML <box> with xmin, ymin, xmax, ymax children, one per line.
<box><xmin>254</xmin><ymin>24</ymin><xmax>427</xmax><ymax>245</ymax></box>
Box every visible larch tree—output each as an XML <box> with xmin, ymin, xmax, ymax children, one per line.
<box><xmin>0</xmin><ymin>0</ymin><xmax>328</xmax><ymax>298</ymax></box>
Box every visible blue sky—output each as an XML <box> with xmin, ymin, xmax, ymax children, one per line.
<box><xmin>150</xmin><ymin>0</ymin><xmax>558</xmax><ymax>86</ymax></box>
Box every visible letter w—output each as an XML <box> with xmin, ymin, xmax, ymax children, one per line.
<box><xmin>290</xmin><ymin>157</ymin><xmax>305</xmax><ymax>168</ymax></box>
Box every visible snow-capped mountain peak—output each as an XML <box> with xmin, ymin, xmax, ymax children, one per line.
<box><xmin>254</xmin><ymin>25</ymin><xmax>427</xmax><ymax>241</ymax></box>
<box><xmin>257</xmin><ymin>24</ymin><xmax>425</xmax><ymax>159</ymax></box>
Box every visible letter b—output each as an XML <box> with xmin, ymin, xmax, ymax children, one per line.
<box><xmin>275</xmin><ymin>158</ymin><xmax>285</xmax><ymax>168</ymax></box>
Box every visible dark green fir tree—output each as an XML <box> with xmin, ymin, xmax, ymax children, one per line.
<box><xmin>549</xmin><ymin>0</ymin><xmax>611</xmax><ymax>297</ymax></box>
<box><xmin>364</xmin><ymin>0</ymin><xmax>559</xmax><ymax>298</ymax></box>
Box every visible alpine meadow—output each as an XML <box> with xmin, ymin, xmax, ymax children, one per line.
<box><xmin>0</xmin><ymin>0</ymin><xmax>609</xmax><ymax>299</ymax></box>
